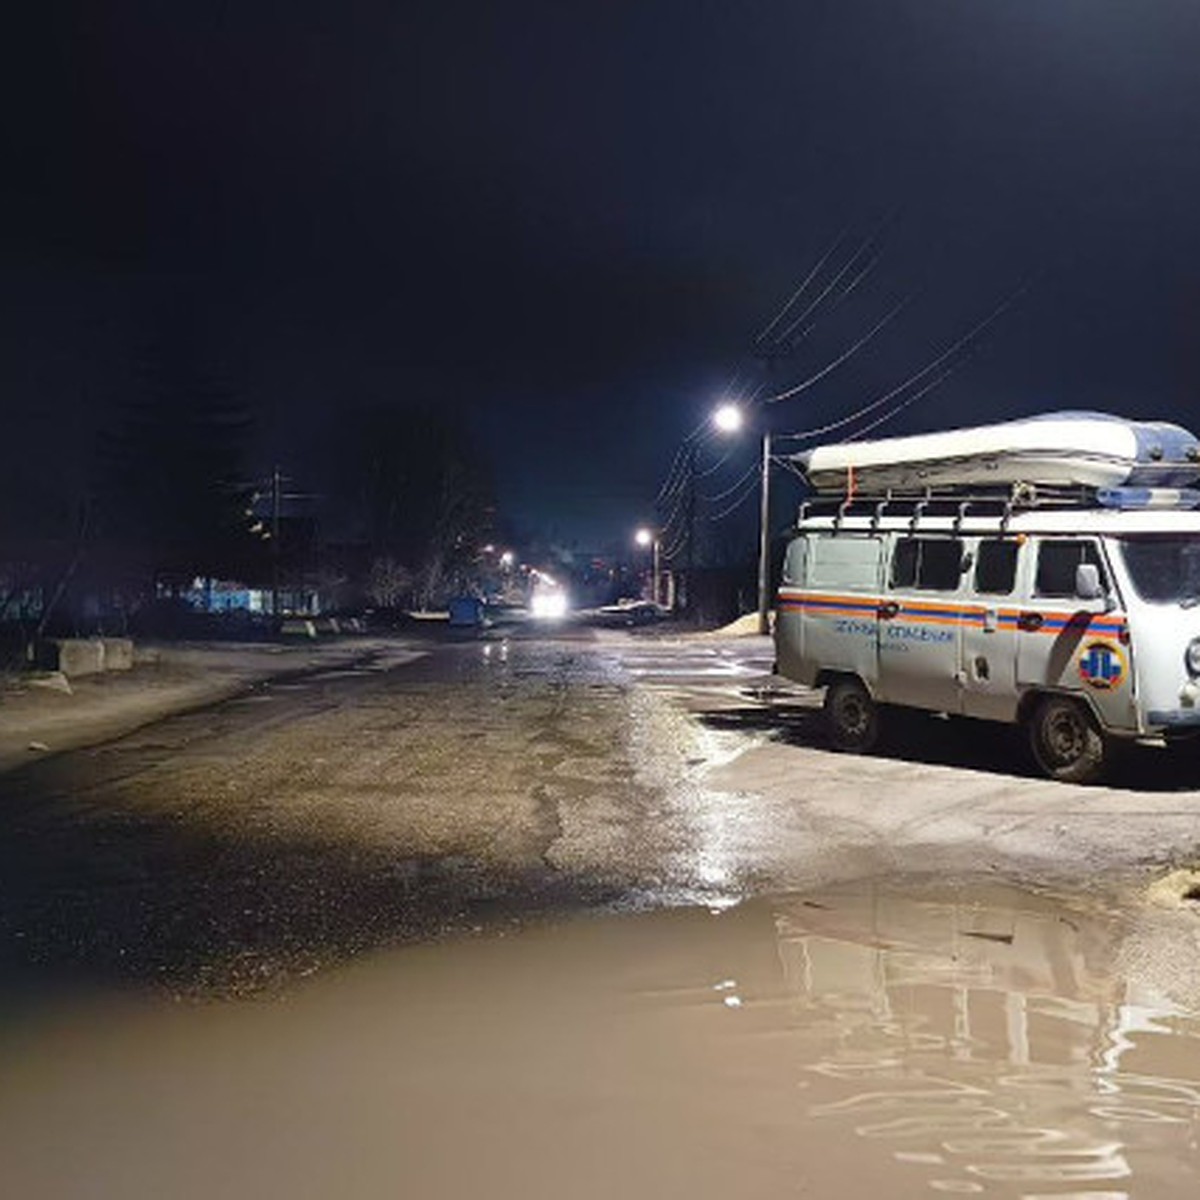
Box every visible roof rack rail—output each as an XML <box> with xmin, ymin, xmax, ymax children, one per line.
<box><xmin>798</xmin><ymin>482</ymin><xmax>1093</xmax><ymax>523</ymax></box>
<box><xmin>796</xmin><ymin>482</ymin><xmax>1200</xmax><ymax>526</ymax></box>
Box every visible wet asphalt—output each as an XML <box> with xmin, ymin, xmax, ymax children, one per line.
<box><xmin>5</xmin><ymin>620</ymin><xmax>1199</xmax><ymax>1007</ymax></box>
<box><xmin>0</xmin><ymin>624</ymin><xmax>776</xmax><ymax>1001</ymax></box>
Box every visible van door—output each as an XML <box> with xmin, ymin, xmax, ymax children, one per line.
<box><xmin>1015</xmin><ymin>538</ymin><xmax>1134</xmax><ymax>731</ymax></box>
<box><xmin>960</xmin><ymin>537</ymin><xmax>1022</xmax><ymax>722</ymax></box>
<box><xmin>877</xmin><ymin>535</ymin><xmax>966</xmax><ymax>713</ymax></box>
<box><xmin>798</xmin><ymin>533</ymin><xmax>884</xmax><ymax>692</ymax></box>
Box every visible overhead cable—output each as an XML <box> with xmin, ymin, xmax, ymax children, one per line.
<box><xmin>753</xmin><ymin>225</ymin><xmax>852</xmax><ymax>346</ymax></box>
<box><xmin>775</xmin><ymin>280</ymin><xmax>1030</xmax><ymax>444</ymax></box>
<box><xmin>766</xmin><ymin>294</ymin><xmax>913</xmax><ymax>404</ymax></box>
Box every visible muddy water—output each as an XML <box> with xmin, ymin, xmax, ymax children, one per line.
<box><xmin>3</xmin><ymin>882</ymin><xmax>1200</xmax><ymax>1198</ymax></box>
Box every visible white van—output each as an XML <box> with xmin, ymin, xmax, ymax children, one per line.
<box><xmin>774</xmin><ymin>414</ymin><xmax>1200</xmax><ymax>782</ymax></box>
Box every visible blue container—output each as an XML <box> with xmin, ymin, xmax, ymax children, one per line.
<box><xmin>448</xmin><ymin>595</ymin><xmax>484</xmax><ymax>628</ymax></box>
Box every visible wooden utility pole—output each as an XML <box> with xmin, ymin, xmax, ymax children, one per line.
<box><xmin>271</xmin><ymin>464</ymin><xmax>282</xmax><ymax>621</ymax></box>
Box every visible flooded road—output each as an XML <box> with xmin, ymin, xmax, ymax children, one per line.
<box><xmin>5</xmin><ymin>629</ymin><xmax>1200</xmax><ymax>1195</ymax></box>
<box><xmin>4</xmin><ymin>878</ymin><xmax>1200</xmax><ymax>1198</ymax></box>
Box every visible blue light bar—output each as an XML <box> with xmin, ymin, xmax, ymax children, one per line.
<box><xmin>1095</xmin><ymin>487</ymin><xmax>1200</xmax><ymax>510</ymax></box>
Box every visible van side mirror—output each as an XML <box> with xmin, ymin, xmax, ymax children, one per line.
<box><xmin>1075</xmin><ymin>562</ymin><xmax>1104</xmax><ymax>601</ymax></box>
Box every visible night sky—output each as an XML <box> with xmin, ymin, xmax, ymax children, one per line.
<box><xmin>6</xmin><ymin>1</ymin><xmax>1200</xmax><ymax>547</ymax></box>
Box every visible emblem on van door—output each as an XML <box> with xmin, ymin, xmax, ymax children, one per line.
<box><xmin>1078</xmin><ymin>641</ymin><xmax>1126</xmax><ymax>690</ymax></box>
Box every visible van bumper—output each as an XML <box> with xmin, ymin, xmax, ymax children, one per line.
<box><xmin>1147</xmin><ymin>709</ymin><xmax>1200</xmax><ymax>730</ymax></box>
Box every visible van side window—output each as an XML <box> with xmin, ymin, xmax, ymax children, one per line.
<box><xmin>891</xmin><ymin>538</ymin><xmax>963</xmax><ymax>591</ymax></box>
<box><xmin>1035</xmin><ymin>540</ymin><xmax>1106</xmax><ymax>597</ymax></box>
<box><xmin>975</xmin><ymin>539</ymin><xmax>1018</xmax><ymax>595</ymax></box>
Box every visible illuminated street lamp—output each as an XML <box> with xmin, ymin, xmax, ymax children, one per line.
<box><xmin>634</xmin><ymin>526</ymin><xmax>661</xmax><ymax>606</ymax></box>
<box><xmin>713</xmin><ymin>404</ymin><xmax>773</xmax><ymax>636</ymax></box>
<box><xmin>712</xmin><ymin>403</ymin><xmax>744</xmax><ymax>434</ymax></box>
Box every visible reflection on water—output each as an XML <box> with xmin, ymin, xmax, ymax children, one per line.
<box><xmin>2</xmin><ymin>881</ymin><xmax>1199</xmax><ymax>1198</ymax></box>
<box><xmin>775</xmin><ymin>885</ymin><xmax>1200</xmax><ymax>1197</ymax></box>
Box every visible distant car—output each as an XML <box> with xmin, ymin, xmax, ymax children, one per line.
<box><xmin>530</xmin><ymin>590</ymin><xmax>569</xmax><ymax>620</ymax></box>
<box><xmin>596</xmin><ymin>600</ymin><xmax>663</xmax><ymax>627</ymax></box>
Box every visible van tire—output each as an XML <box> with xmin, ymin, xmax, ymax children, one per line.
<box><xmin>1028</xmin><ymin>695</ymin><xmax>1108</xmax><ymax>784</ymax></box>
<box><xmin>824</xmin><ymin>676</ymin><xmax>880</xmax><ymax>754</ymax></box>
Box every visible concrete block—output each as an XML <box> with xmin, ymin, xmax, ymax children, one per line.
<box><xmin>281</xmin><ymin>618</ymin><xmax>317</xmax><ymax>638</ymax></box>
<box><xmin>101</xmin><ymin>638</ymin><xmax>134</xmax><ymax>671</ymax></box>
<box><xmin>53</xmin><ymin>638</ymin><xmax>105</xmax><ymax>677</ymax></box>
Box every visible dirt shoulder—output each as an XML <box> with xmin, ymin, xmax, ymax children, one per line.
<box><xmin>0</xmin><ymin>638</ymin><xmax>414</xmax><ymax>775</ymax></box>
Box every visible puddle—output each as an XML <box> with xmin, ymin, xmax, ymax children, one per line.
<box><xmin>2</xmin><ymin>881</ymin><xmax>1199</xmax><ymax>1198</ymax></box>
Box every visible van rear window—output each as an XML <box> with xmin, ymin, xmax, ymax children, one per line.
<box><xmin>891</xmin><ymin>538</ymin><xmax>963</xmax><ymax>591</ymax></box>
<box><xmin>807</xmin><ymin>536</ymin><xmax>881</xmax><ymax>592</ymax></box>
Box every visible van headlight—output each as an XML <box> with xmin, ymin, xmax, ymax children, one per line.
<box><xmin>1187</xmin><ymin>638</ymin><xmax>1200</xmax><ymax>677</ymax></box>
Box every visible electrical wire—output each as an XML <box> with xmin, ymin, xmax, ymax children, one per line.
<box><xmin>753</xmin><ymin>225</ymin><xmax>852</xmax><ymax>347</ymax></box>
<box><xmin>773</xmin><ymin>210</ymin><xmax>898</xmax><ymax>346</ymax></box>
<box><xmin>773</xmin><ymin>280</ymin><xmax>1030</xmax><ymax>443</ymax></box>
<box><xmin>701</xmin><ymin>459</ymin><xmax>759</xmax><ymax>505</ymax></box>
<box><xmin>847</xmin><ymin>361</ymin><xmax>961</xmax><ymax>442</ymax></box>
<box><xmin>707</xmin><ymin>473</ymin><xmax>761</xmax><ymax>522</ymax></box>
<box><xmin>765</xmin><ymin>294</ymin><xmax>912</xmax><ymax>404</ymax></box>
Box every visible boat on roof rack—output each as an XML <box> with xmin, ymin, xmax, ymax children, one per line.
<box><xmin>794</xmin><ymin>411</ymin><xmax>1200</xmax><ymax>496</ymax></box>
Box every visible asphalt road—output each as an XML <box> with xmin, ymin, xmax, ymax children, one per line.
<box><xmin>2</xmin><ymin>624</ymin><xmax>1199</xmax><ymax>1002</ymax></box>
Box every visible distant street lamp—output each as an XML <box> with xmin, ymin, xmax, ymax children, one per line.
<box><xmin>713</xmin><ymin>405</ymin><xmax>773</xmax><ymax>636</ymax></box>
<box><xmin>634</xmin><ymin>526</ymin><xmax>661</xmax><ymax>607</ymax></box>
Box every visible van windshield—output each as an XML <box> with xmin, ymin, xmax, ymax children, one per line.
<box><xmin>1118</xmin><ymin>536</ymin><xmax>1200</xmax><ymax>606</ymax></box>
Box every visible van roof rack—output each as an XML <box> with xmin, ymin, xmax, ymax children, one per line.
<box><xmin>797</xmin><ymin>482</ymin><xmax>1200</xmax><ymax>531</ymax></box>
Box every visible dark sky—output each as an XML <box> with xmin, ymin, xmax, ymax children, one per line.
<box><xmin>6</xmin><ymin>1</ymin><xmax>1200</xmax><ymax>546</ymax></box>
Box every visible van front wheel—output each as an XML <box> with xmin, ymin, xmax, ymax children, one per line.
<box><xmin>824</xmin><ymin>677</ymin><xmax>880</xmax><ymax>753</ymax></box>
<box><xmin>1028</xmin><ymin>696</ymin><xmax>1108</xmax><ymax>784</ymax></box>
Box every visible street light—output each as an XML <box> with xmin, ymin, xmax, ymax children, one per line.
<box><xmin>712</xmin><ymin>403</ymin><xmax>744</xmax><ymax>434</ymax></box>
<box><xmin>713</xmin><ymin>405</ymin><xmax>773</xmax><ymax>636</ymax></box>
<box><xmin>634</xmin><ymin>526</ymin><xmax>660</xmax><ymax>607</ymax></box>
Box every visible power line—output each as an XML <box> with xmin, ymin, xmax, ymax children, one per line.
<box><xmin>773</xmin><ymin>210</ymin><xmax>899</xmax><ymax>346</ymax></box>
<box><xmin>706</xmin><ymin>472</ymin><xmax>761</xmax><ymax>523</ymax></box>
<box><xmin>774</xmin><ymin>279</ymin><xmax>1031</xmax><ymax>444</ymax></box>
<box><xmin>700</xmin><ymin>459</ymin><xmax>759</xmax><ymax>505</ymax></box>
<box><xmin>765</xmin><ymin>294</ymin><xmax>913</xmax><ymax>404</ymax></box>
<box><xmin>753</xmin><ymin>225</ymin><xmax>852</xmax><ymax>346</ymax></box>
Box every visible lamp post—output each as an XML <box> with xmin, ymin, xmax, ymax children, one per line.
<box><xmin>712</xmin><ymin>404</ymin><xmax>774</xmax><ymax>636</ymax></box>
<box><xmin>634</xmin><ymin>526</ymin><xmax>660</xmax><ymax>607</ymax></box>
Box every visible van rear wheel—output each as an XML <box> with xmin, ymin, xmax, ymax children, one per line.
<box><xmin>1028</xmin><ymin>695</ymin><xmax>1108</xmax><ymax>784</ymax></box>
<box><xmin>824</xmin><ymin>677</ymin><xmax>880</xmax><ymax>753</ymax></box>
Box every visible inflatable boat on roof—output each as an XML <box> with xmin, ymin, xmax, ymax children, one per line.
<box><xmin>796</xmin><ymin>412</ymin><xmax>1200</xmax><ymax>495</ymax></box>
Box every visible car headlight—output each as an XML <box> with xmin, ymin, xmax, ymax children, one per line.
<box><xmin>1186</xmin><ymin>637</ymin><xmax>1200</xmax><ymax>677</ymax></box>
<box><xmin>531</xmin><ymin>592</ymin><xmax>568</xmax><ymax>619</ymax></box>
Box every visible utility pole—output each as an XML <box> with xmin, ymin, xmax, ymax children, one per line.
<box><xmin>683</xmin><ymin>441</ymin><xmax>697</xmax><ymax>615</ymax></box>
<box><xmin>271</xmin><ymin>464</ymin><xmax>282</xmax><ymax>622</ymax></box>
<box><xmin>757</xmin><ymin>429</ymin><xmax>772</xmax><ymax>635</ymax></box>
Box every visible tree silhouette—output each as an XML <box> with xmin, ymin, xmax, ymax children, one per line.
<box><xmin>96</xmin><ymin>332</ymin><xmax>256</xmax><ymax>595</ymax></box>
<box><xmin>334</xmin><ymin>404</ymin><xmax>494</xmax><ymax>607</ymax></box>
